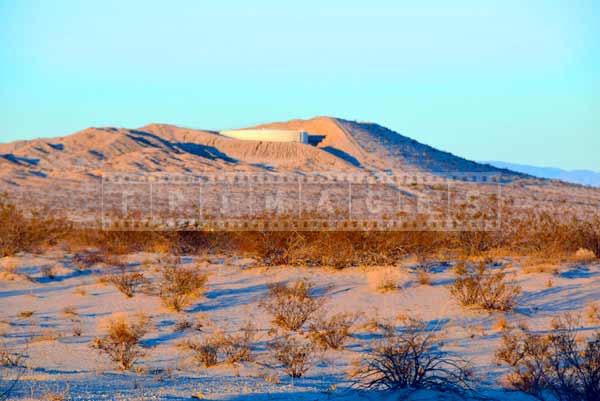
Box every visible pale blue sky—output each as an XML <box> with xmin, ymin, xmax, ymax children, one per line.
<box><xmin>1</xmin><ymin>0</ymin><xmax>599</xmax><ymax>170</ymax></box>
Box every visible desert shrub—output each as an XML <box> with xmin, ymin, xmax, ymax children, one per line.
<box><xmin>91</xmin><ymin>313</ymin><xmax>150</xmax><ymax>371</ymax></box>
<box><xmin>0</xmin><ymin>342</ymin><xmax>21</xmax><ymax>368</ymax></box>
<box><xmin>494</xmin><ymin>317</ymin><xmax>510</xmax><ymax>332</ymax></box>
<box><xmin>0</xmin><ymin>194</ymin><xmax>70</xmax><ymax>257</ymax></box>
<box><xmin>586</xmin><ymin>303</ymin><xmax>600</xmax><ymax>324</ymax></box>
<box><xmin>40</xmin><ymin>265</ymin><xmax>56</xmax><ymax>280</ymax></box>
<box><xmin>173</xmin><ymin>316</ymin><xmax>204</xmax><ymax>332</ymax></box>
<box><xmin>368</xmin><ymin>268</ymin><xmax>400</xmax><ymax>293</ymax></box>
<box><xmin>41</xmin><ymin>384</ymin><xmax>70</xmax><ymax>401</ymax></box>
<box><xmin>269</xmin><ymin>335</ymin><xmax>316</xmax><ymax>378</ymax></box>
<box><xmin>260</xmin><ymin>279</ymin><xmax>328</xmax><ymax>331</ymax></box>
<box><xmin>495</xmin><ymin>316</ymin><xmax>600</xmax><ymax>401</ymax></box>
<box><xmin>450</xmin><ymin>260</ymin><xmax>520</xmax><ymax>311</ymax></box>
<box><xmin>185</xmin><ymin>338</ymin><xmax>219</xmax><ymax>367</ymax></box>
<box><xmin>352</xmin><ymin>318</ymin><xmax>473</xmax><ymax>393</ymax></box>
<box><xmin>156</xmin><ymin>266</ymin><xmax>208</xmax><ymax>311</ymax></box>
<box><xmin>61</xmin><ymin>306</ymin><xmax>78</xmax><ymax>317</ymax></box>
<box><xmin>107</xmin><ymin>268</ymin><xmax>148</xmax><ymax>298</ymax></box>
<box><xmin>72</xmin><ymin>321</ymin><xmax>83</xmax><ymax>337</ymax></box>
<box><xmin>17</xmin><ymin>310</ymin><xmax>34</xmax><ymax>319</ymax></box>
<box><xmin>574</xmin><ymin>248</ymin><xmax>596</xmax><ymax>264</ymax></box>
<box><xmin>72</xmin><ymin>250</ymin><xmax>104</xmax><ymax>270</ymax></box>
<box><xmin>308</xmin><ymin>312</ymin><xmax>356</xmax><ymax>350</ymax></box>
<box><xmin>218</xmin><ymin>322</ymin><xmax>256</xmax><ymax>364</ymax></box>
<box><xmin>173</xmin><ymin>319</ymin><xmax>193</xmax><ymax>332</ymax></box>
<box><xmin>184</xmin><ymin>323</ymin><xmax>256</xmax><ymax>367</ymax></box>
<box><xmin>0</xmin><ymin>340</ymin><xmax>27</xmax><ymax>401</ymax></box>
<box><xmin>417</xmin><ymin>270</ymin><xmax>431</xmax><ymax>285</ymax></box>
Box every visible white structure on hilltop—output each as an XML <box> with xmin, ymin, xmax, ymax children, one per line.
<box><xmin>219</xmin><ymin>129</ymin><xmax>309</xmax><ymax>144</ymax></box>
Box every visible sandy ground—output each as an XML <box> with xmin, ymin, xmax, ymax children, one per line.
<box><xmin>1</xmin><ymin>251</ymin><xmax>599</xmax><ymax>400</ymax></box>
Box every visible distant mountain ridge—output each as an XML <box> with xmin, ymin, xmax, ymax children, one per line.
<box><xmin>483</xmin><ymin>161</ymin><xmax>600</xmax><ymax>188</ymax></box>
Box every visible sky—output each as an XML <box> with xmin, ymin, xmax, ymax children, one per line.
<box><xmin>1</xmin><ymin>0</ymin><xmax>599</xmax><ymax>170</ymax></box>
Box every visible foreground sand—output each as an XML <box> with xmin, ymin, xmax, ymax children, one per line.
<box><xmin>1</xmin><ymin>251</ymin><xmax>599</xmax><ymax>400</ymax></box>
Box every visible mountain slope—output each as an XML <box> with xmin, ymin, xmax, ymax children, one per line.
<box><xmin>255</xmin><ymin>116</ymin><xmax>521</xmax><ymax>174</ymax></box>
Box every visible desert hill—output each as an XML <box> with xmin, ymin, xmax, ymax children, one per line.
<box><xmin>0</xmin><ymin>117</ymin><xmax>519</xmax><ymax>186</ymax></box>
<box><xmin>2</xmin><ymin>116</ymin><xmax>600</xmax><ymax>225</ymax></box>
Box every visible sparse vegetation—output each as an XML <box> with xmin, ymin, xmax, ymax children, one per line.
<box><xmin>308</xmin><ymin>312</ymin><xmax>356</xmax><ymax>350</ymax></box>
<box><xmin>417</xmin><ymin>270</ymin><xmax>431</xmax><ymax>285</ymax></box>
<box><xmin>2</xmin><ymin>193</ymin><xmax>600</xmax><ymax>267</ymax></box>
<box><xmin>40</xmin><ymin>265</ymin><xmax>56</xmax><ymax>280</ymax></box>
<box><xmin>156</xmin><ymin>266</ymin><xmax>208</xmax><ymax>311</ymax></box>
<box><xmin>0</xmin><ymin>194</ymin><xmax>70</xmax><ymax>257</ymax></box>
<box><xmin>450</xmin><ymin>260</ymin><xmax>521</xmax><ymax>311</ymax></box>
<box><xmin>184</xmin><ymin>322</ymin><xmax>256</xmax><ymax>367</ymax></box>
<box><xmin>218</xmin><ymin>322</ymin><xmax>257</xmax><ymax>364</ymax></box>
<box><xmin>72</xmin><ymin>250</ymin><xmax>104</xmax><ymax>270</ymax></box>
<box><xmin>587</xmin><ymin>303</ymin><xmax>600</xmax><ymax>324</ymax></box>
<box><xmin>260</xmin><ymin>279</ymin><xmax>328</xmax><ymax>331</ymax></box>
<box><xmin>574</xmin><ymin>248</ymin><xmax>597</xmax><ymax>264</ymax></box>
<box><xmin>0</xmin><ymin>339</ymin><xmax>28</xmax><ymax>401</ymax></box>
<box><xmin>269</xmin><ymin>334</ymin><xmax>316</xmax><ymax>378</ymax></box>
<box><xmin>106</xmin><ymin>268</ymin><xmax>148</xmax><ymax>298</ymax></box>
<box><xmin>368</xmin><ymin>268</ymin><xmax>400</xmax><ymax>292</ymax></box>
<box><xmin>495</xmin><ymin>315</ymin><xmax>600</xmax><ymax>401</ymax></box>
<box><xmin>352</xmin><ymin>318</ymin><xmax>473</xmax><ymax>393</ymax></box>
<box><xmin>185</xmin><ymin>338</ymin><xmax>219</xmax><ymax>367</ymax></box>
<box><xmin>92</xmin><ymin>313</ymin><xmax>150</xmax><ymax>371</ymax></box>
<box><xmin>17</xmin><ymin>310</ymin><xmax>35</xmax><ymax>319</ymax></box>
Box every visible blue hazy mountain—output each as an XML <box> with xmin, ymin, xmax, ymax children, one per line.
<box><xmin>483</xmin><ymin>161</ymin><xmax>600</xmax><ymax>188</ymax></box>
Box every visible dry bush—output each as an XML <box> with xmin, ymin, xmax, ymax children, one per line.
<box><xmin>184</xmin><ymin>338</ymin><xmax>219</xmax><ymax>367</ymax></box>
<box><xmin>308</xmin><ymin>312</ymin><xmax>356</xmax><ymax>350</ymax></box>
<box><xmin>107</xmin><ymin>268</ymin><xmax>148</xmax><ymax>298</ymax></box>
<box><xmin>173</xmin><ymin>319</ymin><xmax>194</xmax><ymax>332</ymax></box>
<box><xmin>61</xmin><ymin>307</ymin><xmax>78</xmax><ymax>317</ymax></box>
<box><xmin>184</xmin><ymin>322</ymin><xmax>256</xmax><ymax>366</ymax></box>
<box><xmin>269</xmin><ymin>334</ymin><xmax>316</xmax><ymax>378</ymax></box>
<box><xmin>32</xmin><ymin>328</ymin><xmax>62</xmax><ymax>343</ymax></box>
<box><xmin>41</xmin><ymin>384</ymin><xmax>70</xmax><ymax>401</ymax></box>
<box><xmin>73</xmin><ymin>287</ymin><xmax>87</xmax><ymax>296</ymax></box>
<box><xmin>368</xmin><ymin>268</ymin><xmax>400</xmax><ymax>293</ymax></box>
<box><xmin>72</xmin><ymin>250</ymin><xmax>104</xmax><ymax>270</ymax></box>
<box><xmin>101</xmin><ymin>254</ymin><xmax>127</xmax><ymax>268</ymax></box>
<box><xmin>573</xmin><ymin>248</ymin><xmax>597</xmax><ymax>264</ymax></box>
<box><xmin>156</xmin><ymin>266</ymin><xmax>208</xmax><ymax>311</ymax></box>
<box><xmin>352</xmin><ymin>318</ymin><xmax>474</xmax><ymax>393</ymax></box>
<box><xmin>495</xmin><ymin>315</ymin><xmax>600</xmax><ymax>401</ymax></box>
<box><xmin>92</xmin><ymin>313</ymin><xmax>150</xmax><ymax>370</ymax></box>
<box><xmin>360</xmin><ymin>315</ymin><xmax>393</xmax><ymax>334</ymax></box>
<box><xmin>586</xmin><ymin>303</ymin><xmax>600</xmax><ymax>324</ymax></box>
<box><xmin>416</xmin><ymin>270</ymin><xmax>431</xmax><ymax>285</ymax></box>
<box><xmin>173</xmin><ymin>316</ymin><xmax>205</xmax><ymax>332</ymax></box>
<box><xmin>218</xmin><ymin>322</ymin><xmax>257</xmax><ymax>364</ymax></box>
<box><xmin>260</xmin><ymin>279</ymin><xmax>328</xmax><ymax>331</ymax></box>
<box><xmin>0</xmin><ymin>342</ymin><xmax>21</xmax><ymax>368</ymax></box>
<box><xmin>0</xmin><ymin>260</ymin><xmax>20</xmax><ymax>281</ymax></box>
<box><xmin>17</xmin><ymin>310</ymin><xmax>34</xmax><ymax>319</ymax></box>
<box><xmin>450</xmin><ymin>260</ymin><xmax>521</xmax><ymax>311</ymax></box>
<box><xmin>72</xmin><ymin>321</ymin><xmax>83</xmax><ymax>337</ymax></box>
<box><xmin>522</xmin><ymin>263</ymin><xmax>561</xmax><ymax>275</ymax></box>
<box><xmin>40</xmin><ymin>265</ymin><xmax>56</xmax><ymax>280</ymax></box>
<box><xmin>0</xmin><ymin>340</ymin><xmax>27</xmax><ymax>401</ymax></box>
<box><xmin>0</xmin><ymin>194</ymin><xmax>71</xmax><ymax>257</ymax></box>
<box><xmin>494</xmin><ymin>317</ymin><xmax>510</xmax><ymax>332</ymax></box>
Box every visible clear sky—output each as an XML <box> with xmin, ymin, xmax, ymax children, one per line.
<box><xmin>1</xmin><ymin>0</ymin><xmax>599</xmax><ymax>170</ymax></box>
